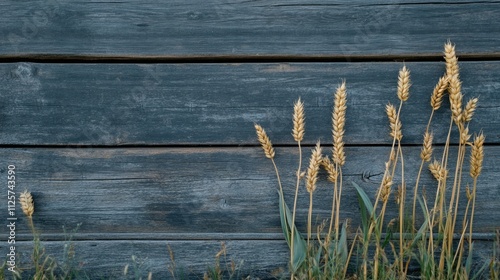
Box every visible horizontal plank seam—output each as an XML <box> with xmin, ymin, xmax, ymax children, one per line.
<box><xmin>6</xmin><ymin>233</ymin><xmax>497</xmax><ymax>242</ymax></box>
<box><xmin>0</xmin><ymin>143</ymin><xmax>498</xmax><ymax>149</ymax></box>
<box><xmin>1</xmin><ymin>53</ymin><xmax>500</xmax><ymax>64</ymax></box>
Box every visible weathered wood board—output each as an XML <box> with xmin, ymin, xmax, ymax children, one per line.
<box><xmin>1</xmin><ymin>62</ymin><xmax>499</xmax><ymax>146</ymax></box>
<box><xmin>6</xmin><ymin>239</ymin><xmax>496</xmax><ymax>279</ymax></box>
<box><xmin>1</xmin><ymin>1</ymin><xmax>500</xmax><ymax>57</ymax></box>
<box><xmin>0</xmin><ymin>146</ymin><xmax>498</xmax><ymax>241</ymax></box>
<box><xmin>1</xmin><ymin>1</ymin><xmax>499</xmax><ymax>278</ymax></box>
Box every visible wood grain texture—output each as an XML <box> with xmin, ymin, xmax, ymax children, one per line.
<box><xmin>0</xmin><ymin>1</ymin><xmax>499</xmax><ymax>57</ymax></box>
<box><xmin>3</xmin><ymin>240</ymin><xmax>289</xmax><ymax>279</ymax></box>
<box><xmin>0</xmin><ymin>146</ymin><xmax>498</xmax><ymax>240</ymax></box>
<box><xmin>1</xmin><ymin>61</ymin><xmax>499</xmax><ymax>146</ymax></box>
<box><xmin>3</xmin><ymin>239</ymin><xmax>497</xmax><ymax>279</ymax></box>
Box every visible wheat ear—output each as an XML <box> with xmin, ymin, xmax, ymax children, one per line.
<box><xmin>306</xmin><ymin>141</ymin><xmax>322</xmax><ymax>247</ymax></box>
<box><xmin>20</xmin><ymin>190</ymin><xmax>34</xmax><ymax>217</ymax></box>
<box><xmin>293</xmin><ymin>98</ymin><xmax>305</xmax><ymax>142</ymax></box>
<box><xmin>444</xmin><ymin>42</ymin><xmax>463</xmax><ymax>125</ymax></box>
<box><xmin>332</xmin><ymin>81</ymin><xmax>347</xmax><ymax>166</ymax></box>
<box><xmin>429</xmin><ymin>160</ymin><xmax>448</xmax><ymax>182</ymax></box>
<box><xmin>306</xmin><ymin>142</ymin><xmax>322</xmax><ymax>193</ymax></box>
<box><xmin>255</xmin><ymin>124</ymin><xmax>275</xmax><ymax>159</ymax></box>
<box><xmin>19</xmin><ymin>190</ymin><xmax>35</xmax><ymax>234</ymax></box>
<box><xmin>386</xmin><ymin>103</ymin><xmax>402</xmax><ymax>141</ymax></box>
<box><xmin>431</xmin><ymin>75</ymin><xmax>449</xmax><ymax>111</ymax></box>
<box><xmin>469</xmin><ymin>133</ymin><xmax>485</xmax><ymax>248</ymax></box>
<box><xmin>444</xmin><ymin>41</ymin><xmax>459</xmax><ymax>78</ymax></box>
<box><xmin>321</xmin><ymin>156</ymin><xmax>337</xmax><ymax>183</ymax></box>
<box><xmin>397</xmin><ymin>65</ymin><xmax>411</xmax><ymax>102</ymax></box>
<box><xmin>463</xmin><ymin>98</ymin><xmax>478</xmax><ymax>123</ymax></box>
<box><xmin>470</xmin><ymin>133</ymin><xmax>485</xmax><ymax>179</ymax></box>
<box><xmin>420</xmin><ymin>132</ymin><xmax>434</xmax><ymax>162</ymax></box>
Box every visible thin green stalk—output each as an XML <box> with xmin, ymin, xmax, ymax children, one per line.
<box><xmin>468</xmin><ymin>177</ymin><xmax>478</xmax><ymax>253</ymax></box>
<box><xmin>335</xmin><ymin>167</ymin><xmax>343</xmax><ymax>242</ymax></box>
<box><xmin>290</xmin><ymin>141</ymin><xmax>302</xmax><ymax>279</ymax></box>
<box><xmin>271</xmin><ymin>159</ymin><xmax>284</xmax><ymax>195</ymax></box>
<box><xmin>307</xmin><ymin>192</ymin><xmax>313</xmax><ymax>246</ymax></box>
<box><xmin>324</xmin><ymin>167</ymin><xmax>338</xmax><ymax>276</ymax></box>
<box><xmin>307</xmin><ymin>191</ymin><xmax>313</xmax><ymax>280</ymax></box>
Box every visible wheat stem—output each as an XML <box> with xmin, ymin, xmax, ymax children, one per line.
<box><xmin>290</xmin><ymin>141</ymin><xmax>302</xmax><ymax>278</ymax></box>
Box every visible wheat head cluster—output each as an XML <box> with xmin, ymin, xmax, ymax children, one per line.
<box><xmin>255</xmin><ymin>42</ymin><xmax>493</xmax><ymax>280</ymax></box>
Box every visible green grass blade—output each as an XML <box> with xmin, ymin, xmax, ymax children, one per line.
<box><xmin>339</xmin><ymin>222</ymin><xmax>348</xmax><ymax>264</ymax></box>
<box><xmin>352</xmin><ymin>181</ymin><xmax>374</xmax><ymax>234</ymax></box>
<box><xmin>278</xmin><ymin>189</ymin><xmax>291</xmax><ymax>246</ymax></box>
<box><xmin>411</xmin><ymin>197</ymin><xmax>430</xmax><ymax>246</ymax></box>
<box><xmin>278</xmin><ymin>189</ymin><xmax>306</xmax><ymax>272</ymax></box>
<box><xmin>466</xmin><ymin>242</ymin><xmax>474</xmax><ymax>277</ymax></box>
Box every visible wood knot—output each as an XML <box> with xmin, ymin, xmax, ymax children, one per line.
<box><xmin>361</xmin><ymin>170</ymin><xmax>384</xmax><ymax>183</ymax></box>
<box><xmin>12</xmin><ymin>63</ymin><xmax>34</xmax><ymax>79</ymax></box>
<box><xmin>187</xmin><ymin>11</ymin><xmax>203</xmax><ymax>20</ymax></box>
<box><xmin>219</xmin><ymin>198</ymin><xmax>229</xmax><ymax>209</ymax></box>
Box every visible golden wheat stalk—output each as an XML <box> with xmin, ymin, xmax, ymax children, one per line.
<box><xmin>332</xmin><ymin>81</ymin><xmax>347</xmax><ymax>166</ymax></box>
<box><xmin>19</xmin><ymin>190</ymin><xmax>34</xmax><ymax>218</ymax></box>
<box><xmin>380</xmin><ymin>174</ymin><xmax>393</xmax><ymax>203</ymax></box>
<box><xmin>255</xmin><ymin>124</ymin><xmax>275</xmax><ymax>159</ymax></box>
<box><xmin>444</xmin><ymin>41</ymin><xmax>459</xmax><ymax>78</ymax></box>
<box><xmin>445</xmin><ymin>42</ymin><xmax>463</xmax><ymax>125</ymax></box>
<box><xmin>429</xmin><ymin>160</ymin><xmax>448</xmax><ymax>182</ymax></box>
<box><xmin>397</xmin><ymin>66</ymin><xmax>411</xmax><ymax>102</ymax></box>
<box><xmin>470</xmin><ymin>133</ymin><xmax>485</xmax><ymax>179</ymax></box>
<box><xmin>431</xmin><ymin>75</ymin><xmax>449</xmax><ymax>111</ymax></box>
<box><xmin>386</xmin><ymin>103</ymin><xmax>402</xmax><ymax>141</ymax></box>
<box><xmin>254</xmin><ymin>123</ymin><xmax>284</xmax><ymax>196</ymax></box>
<box><xmin>448</xmin><ymin>74</ymin><xmax>463</xmax><ymax>125</ymax></box>
<box><xmin>293</xmin><ymin>98</ymin><xmax>305</xmax><ymax>142</ymax></box>
<box><xmin>460</xmin><ymin>126</ymin><xmax>471</xmax><ymax>145</ymax></box>
<box><xmin>420</xmin><ymin>132</ymin><xmax>434</xmax><ymax>162</ymax></box>
<box><xmin>306</xmin><ymin>142</ymin><xmax>322</xmax><ymax>247</ymax></box>
<box><xmin>463</xmin><ymin>98</ymin><xmax>478</xmax><ymax>123</ymax></box>
<box><xmin>306</xmin><ymin>142</ymin><xmax>322</xmax><ymax>193</ymax></box>
<box><xmin>413</xmin><ymin>130</ymin><xmax>434</xmax><ymax>230</ymax></box>
<box><xmin>291</xmin><ymin>98</ymin><xmax>305</xmax><ymax>278</ymax></box>
<box><xmin>469</xmin><ymin>133</ymin><xmax>485</xmax><ymax>249</ymax></box>
<box><xmin>321</xmin><ymin>156</ymin><xmax>337</xmax><ymax>183</ymax></box>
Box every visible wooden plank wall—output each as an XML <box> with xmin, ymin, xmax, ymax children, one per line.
<box><xmin>1</xmin><ymin>1</ymin><xmax>499</xmax><ymax>279</ymax></box>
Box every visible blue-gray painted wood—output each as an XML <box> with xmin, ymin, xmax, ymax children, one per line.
<box><xmin>0</xmin><ymin>146</ymin><xmax>498</xmax><ymax>240</ymax></box>
<box><xmin>0</xmin><ymin>1</ymin><xmax>499</xmax><ymax>57</ymax></box>
<box><xmin>4</xmin><ymin>239</ymin><xmax>497</xmax><ymax>279</ymax></box>
<box><xmin>0</xmin><ymin>62</ymin><xmax>498</xmax><ymax>146</ymax></box>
